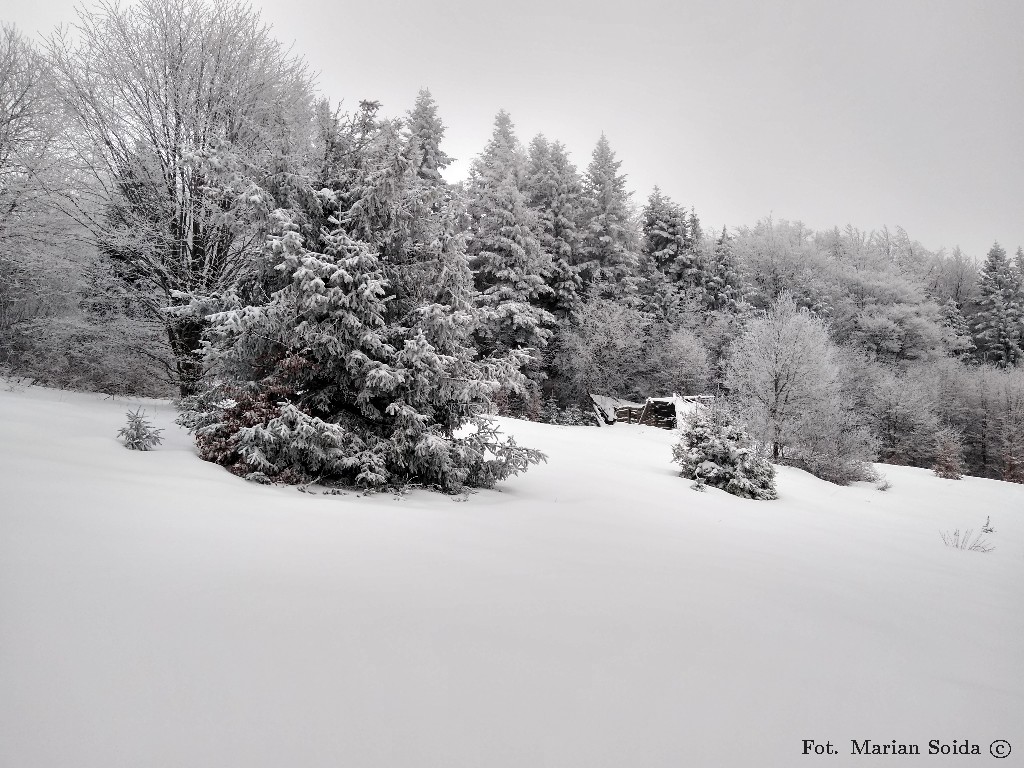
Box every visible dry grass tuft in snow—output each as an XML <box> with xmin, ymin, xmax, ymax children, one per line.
<box><xmin>939</xmin><ymin>526</ymin><xmax>995</xmax><ymax>553</ymax></box>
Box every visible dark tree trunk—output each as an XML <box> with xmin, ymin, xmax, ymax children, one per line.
<box><xmin>167</xmin><ymin>317</ymin><xmax>205</xmax><ymax>398</ymax></box>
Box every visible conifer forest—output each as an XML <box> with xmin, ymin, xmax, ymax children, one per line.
<box><xmin>3</xmin><ymin>0</ymin><xmax>1024</xmax><ymax>489</ymax></box>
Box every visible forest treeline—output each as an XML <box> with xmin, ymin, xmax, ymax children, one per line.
<box><xmin>2</xmin><ymin>0</ymin><xmax>1023</xmax><ymax>488</ymax></box>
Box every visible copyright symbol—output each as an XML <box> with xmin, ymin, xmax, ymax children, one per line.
<box><xmin>990</xmin><ymin>740</ymin><xmax>1011</xmax><ymax>759</ymax></box>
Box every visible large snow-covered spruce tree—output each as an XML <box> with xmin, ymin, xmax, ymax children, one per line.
<box><xmin>184</xmin><ymin>211</ymin><xmax>544</xmax><ymax>492</ymax></box>
<box><xmin>180</xmin><ymin>99</ymin><xmax>546</xmax><ymax>492</ymax></box>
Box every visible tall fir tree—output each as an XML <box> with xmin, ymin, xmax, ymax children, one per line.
<box><xmin>524</xmin><ymin>134</ymin><xmax>585</xmax><ymax>316</ymax></box>
<box><xmin>641</xmin><ymin>187</ymin><xmax>687</xmax><ymax>271</ymax></box>
<box><xmin>686</xmin><ymin>208</ymin><xmax>704</xmax><ymax>253</ymax></box>
<box><xmin>465</xmin><ymin>111</ymin><xmax>554</xmax><ymax>361</ymax></box>
<box><xmin>581</xmin><ymin>133</ymin><xmax>637</xmax><ymax>297</ymax></box>
<box><xmin>340</xmin><ymin>111</ymin><xmax>413</xmax><ymax>259</ymax></box>
<box><xmin>636</xmin><ymin>188</ymin><xmax>687</xmax><ymax>322</ymax></box>
<box><xmin>404</xmin><ymin>88</ymin><xmax>452</xmax><ymax>182</ymax></box>
<box><xmin>324</xmin><ymin>98</ymin><xmax>476</xmax><ymax>334</ymax></box>
<box><xmin>699</xmin><ymin>226</ymin><xmax>744</xmax><ymax>312</ymax></box>
<box><xmin>973</xmin><ymin>242</ymin><xmax>1023</xmax><ymax>367</ymax></box>
<box><xmin>1015</xmin><ymin>246</ymin><xmax>1024</xmax><ymax>354</ymax></box>
<box><xmin>939</xmin><ymin>298</ymin><xmax>975</xmax><ymax>357</ymax></box>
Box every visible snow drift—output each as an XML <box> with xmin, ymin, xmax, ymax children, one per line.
<box><xmin>1</xmin><ymin>384</ymin><xmax>1021</xmax><ymax>767</ymax></box>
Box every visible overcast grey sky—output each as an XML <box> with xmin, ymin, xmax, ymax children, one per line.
<box><xmin>9</xmin><ymin>0</ymin><xmax>1023</xmax><ymax>258</ymax></box>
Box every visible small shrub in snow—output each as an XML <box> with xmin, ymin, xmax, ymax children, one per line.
<box><xmin>875</xmin><ymin>473</ymin><xmax>892</xmax><ymax>492</ymax></box>
<box><xmin>786</xmin><ymin>403</ymin><xmax>878</xmax><ymax>485</ymax></box>
<box><xmin>931</xmin><ymin>427</ymin><xmax>965</xmax><ymax>479</ymax></box>
<box><xmin>117</xmin><ymin>408</ymin><xmax>164</xmax><ymax>450</ymax></box>
<box><xmin>672</xmin><ymin>405</ymin><xmax>777</xmax><ymax>500</ymax></box>
<box><xmin>939</xmin><ymin>527</ymin><xmax>994</xmax><ymax>553</ymax></box>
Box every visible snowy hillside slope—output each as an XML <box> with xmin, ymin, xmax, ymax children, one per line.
<box><xmin>1</xmin><ymin>384</ymin><xmax>1021</xmax><ymax>767</ymax></box>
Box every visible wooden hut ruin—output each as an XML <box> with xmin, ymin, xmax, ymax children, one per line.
<box><xmin>589</xmin><ymin>393</ymin><xmax>714</xmax><ymax>430</ymax></box>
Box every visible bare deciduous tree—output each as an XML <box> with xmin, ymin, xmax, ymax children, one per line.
<box><xmin>549</xmin><ymin>298</ymin><xmax>709</xmax><ymax>404</ymax></box>
<box><xmin>46</xmin><ymin>0</ymin><xmax>315</xmax><ymax>394</ymax></box>
<box><xmin>0</xmin><ymin>25</ymin><xmax>72</xmax><ymax>363</ymax></box>
<box><xmin>725</xmin><ymin>293</ymin><xmax>876</xmax><ymax>483</ymax></box>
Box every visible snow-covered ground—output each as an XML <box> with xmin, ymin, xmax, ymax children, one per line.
<box><xmin>1</xmin><ymin>383</ymin><xmax>1021</xmax><ymax>767</ymax></box>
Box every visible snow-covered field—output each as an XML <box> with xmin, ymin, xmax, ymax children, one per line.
<box><xmin>1</xmin><ymin>384</ymin><xmax>1021</xmax><ymax>767</ymax></box>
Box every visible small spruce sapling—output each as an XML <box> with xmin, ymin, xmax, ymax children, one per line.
<box><xmin>117</xmin><ymin>408</ymin><xmax>164</xmax><ymax>450</ymax></box>
<box><xmin>539</xmin><ymin>397</ymin><xmax>596</xmax><ymax>426</ymax></box>
<box><xmin>932</xmin><ymin>427</ymin><xmax>965</xmax><ymax>480</ymax></box>
<box><xmin>672</xmin><ymin>404</ymin><xmax>777</xmax><ymax>500</ymax></box>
